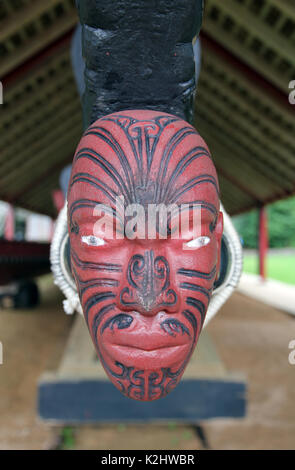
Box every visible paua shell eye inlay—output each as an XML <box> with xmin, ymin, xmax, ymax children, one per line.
<box><xmin>81</xmin><ymin>235</ymin><xmax>105</xmax><ymax>246</ymax></box>
<box><xmin>185</xmin><ymin>236</ymin><xmax>211</xmax><ymax>249</ymax></box>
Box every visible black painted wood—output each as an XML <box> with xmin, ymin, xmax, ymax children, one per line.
<box><xmin>38</xmin><ymin>378</ymin><xmax>246</xmax><ymax>423</ymax></box>
<box><xmin>76</xmin><ymin>0</ymin><xmax>204</xmax><ymax>128</ymax></box>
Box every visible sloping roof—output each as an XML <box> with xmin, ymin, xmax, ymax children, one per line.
<box><xmin>197</xmin><ymin>0</ymin><xmax>295</xmax><ymax>214</ymax></box>
<box><xmin>0</xmin><ymin>0</ymin><xmax>294</xmax><ymax>216</ymax></box>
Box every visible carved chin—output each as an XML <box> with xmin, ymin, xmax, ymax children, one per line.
<box><xmin>91</xmin><ymin>320</ymin><xmax>197</xmax><ymax>401</ymax></box>
<box><xmin>81</xmin><ymin>299</ymin><xmax>202</xmax><ymax>400</ymax></box>
<box><xmin>107</xmin><ymin>367</ymin><xmax>187</xmax><ymax>402</ymax></box>
<box><xmin>100</xmin><ymin>355</ymin><xmax>192</xmax><ymax>402</ymax></box>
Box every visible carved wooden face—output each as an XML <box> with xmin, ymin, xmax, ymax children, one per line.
<box><xmin>68</xmin><ymin>110</ymin><xmax>223</xmax><ymax>401</ymax></box>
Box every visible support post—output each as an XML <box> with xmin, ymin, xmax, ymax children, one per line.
<box><xmin>258</xmin><ymin>206</ymin><xmax>268</xmax><ymax>281</ymax></box>
<box><xmin>4</xmin><ymin>203</ymin><xmax>15</xmax><ymax>241</ymax></box>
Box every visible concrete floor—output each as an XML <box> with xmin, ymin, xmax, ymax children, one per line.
<box><xmin>238</xmin><ymin>273</ymin><xmax>295</xmax><ymax>316</ymax></box>
<box><xmin>0</xmin><ymin>275</ymin><xmax>294</xmax><ymax>450</ymax></box>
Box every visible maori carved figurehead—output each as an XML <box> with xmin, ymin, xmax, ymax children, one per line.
<box><xmin>68</xmin><ymin>110</ymin><xmax>223</xmax><ymax>401</ymax></box>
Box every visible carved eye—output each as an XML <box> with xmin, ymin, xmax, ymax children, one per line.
<box><xmin>81</xmin><ymin>235</ymin><xmax>105</xmax><ymax>247</ymax></box>
<box><xmin>185</xmin><ymin>236</ymin><xmax>211</xmax><ymax>249</ymax></box>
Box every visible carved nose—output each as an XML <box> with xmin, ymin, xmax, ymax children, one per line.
<box><xmin>139</xmin><ymin>293</ymin><xmax>156</xmax><ymax>312</ymax></box>
<box><xmin>120</xmin><ymin>290</ymin><xmax>178</xmax><ymax>317</ymax></box>
<box><xmin>119</xmin><ymin>250</ymin><xmax>179</xmax><ymax>316</ymax></box>
<box><xmin>135</xmin><ymin>295</ymin><xmax>161</xmax><ymax>316</ymax></box>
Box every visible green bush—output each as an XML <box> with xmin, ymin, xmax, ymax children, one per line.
<box><xmin>233</xmin><ymin>196</ymin><xmax>295</xmax><ymax>249</ymax></box>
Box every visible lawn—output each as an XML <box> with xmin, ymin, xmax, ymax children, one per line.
<box><xmin>243</xmin><ymin>254</ymin><xmax>295</xmax><ymax>286</ymax></box>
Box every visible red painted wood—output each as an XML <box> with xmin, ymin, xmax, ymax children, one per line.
<box><xmin>259</xmin><ymin>206</ymin><xmax>268</xmax><ymax>280</ymax></box>
<box><xmin>4</xmin><ymin>204</ymin><xmax>15</xmax><ymax>241</ymax></box>
<box><xmin>68</xmin><ymin>110</ymin><xmax>223</xmax><ymax>401</ymax></box>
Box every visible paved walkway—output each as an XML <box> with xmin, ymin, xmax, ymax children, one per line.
<box><xmin>238</xmin><ymin>273</ymin><xmax>295</xmax><ymax>316</ymax></box>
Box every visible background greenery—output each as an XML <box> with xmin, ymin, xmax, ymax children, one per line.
<box><xmin>233</xmin><ymin>196</ymin><xmax>295</xmax><ymax>285</ymax></box>
<box><xmin>243</xmin><ymin>254</ymin><xmax>295</xmax><ymax>285</ymax></box>
<box><xmin>233</xmin><ymin>196</ymin><xmax>295</xmax><ymax>249</ymax></box>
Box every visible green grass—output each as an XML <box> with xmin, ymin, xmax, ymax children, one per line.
<box><xmin>243</xmin><ymin>254</ymin><xmax>295</xmax><ymax>285</ymax></box>
<box><xmin>60</xmin><ymin>427</ymin><xmax>75</xmax><ymax>449</ymax></box>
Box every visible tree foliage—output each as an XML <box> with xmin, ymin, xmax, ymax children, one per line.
<box><xmin>233</xmin><ymin>197</ymin><xmax>295</xmax><ymax>248</ymax></box>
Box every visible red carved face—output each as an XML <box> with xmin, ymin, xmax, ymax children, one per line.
<box><xmin>68</xmin><ymin>110</ymin><xmax>223</xmax><ymax>401</ymax></box>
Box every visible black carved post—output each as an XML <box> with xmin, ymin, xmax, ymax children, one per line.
<box><xmin>75</xmin><ymin>0</ymin><xmax>204</xmax><ymax>128</ymax></box>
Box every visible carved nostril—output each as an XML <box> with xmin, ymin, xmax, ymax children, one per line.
<box><xmin>119</xmin><ymin>250</ymin><xmax>179</xmax><ymax>315</ymax></box>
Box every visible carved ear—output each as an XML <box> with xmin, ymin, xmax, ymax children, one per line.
<box><xmin>215</xmin><ymin>211</ymin><xmax>224</xmax><ymax>280</ymax></box>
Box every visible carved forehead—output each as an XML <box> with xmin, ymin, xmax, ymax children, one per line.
<box><xmin>68</xmin><ymin>110</ymin><xmax>219</xmax><ymax>212</ymax></box>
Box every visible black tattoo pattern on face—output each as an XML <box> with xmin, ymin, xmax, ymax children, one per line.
<box><xmin>68</xmin><ymin>111</ymin><xmax>222</xmax><ymax>400</ymax></box>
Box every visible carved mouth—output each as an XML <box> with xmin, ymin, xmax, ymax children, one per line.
<box><xmin>105</xmin><ymin>342</ymin><xmax>190</xmax><ymax>369</ymax></box>
<box><xmin>111</xmin><ymin>343</ymin><xmax>187</xmax><ymax>352</ymax></box>
<box><xmin>111</xmin><ymin>327</ymin><xmax>190</xmax><ymax>351</ymax></box>
<box><xmin>99</xmin><ymin>309</ymin><xmax>193</xmax><ymax>369</ymax></box>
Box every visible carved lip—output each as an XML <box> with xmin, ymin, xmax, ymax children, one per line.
<box><xmin>113</xmin><ymin>343</ymin><xmax>185</xmax><ymax>352</ymax></box>
<box><xmin>111</xmin><ymin>343</ymin><xmax>187</xmax><ymax>352</ymax></box>
<box><xmin>102</xmin><ymin>311</ymin><xmax>192</xmax><ymax>351</ymax></box>
<box><xmin>107</xmin><ymin>329</ymin><xmax>190</xmax><ymax>351</ymax></box>
<box><xmin>106</xmin><ymin>343</ymin><xmax>190</xmax><ymax>369</ymax></box>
